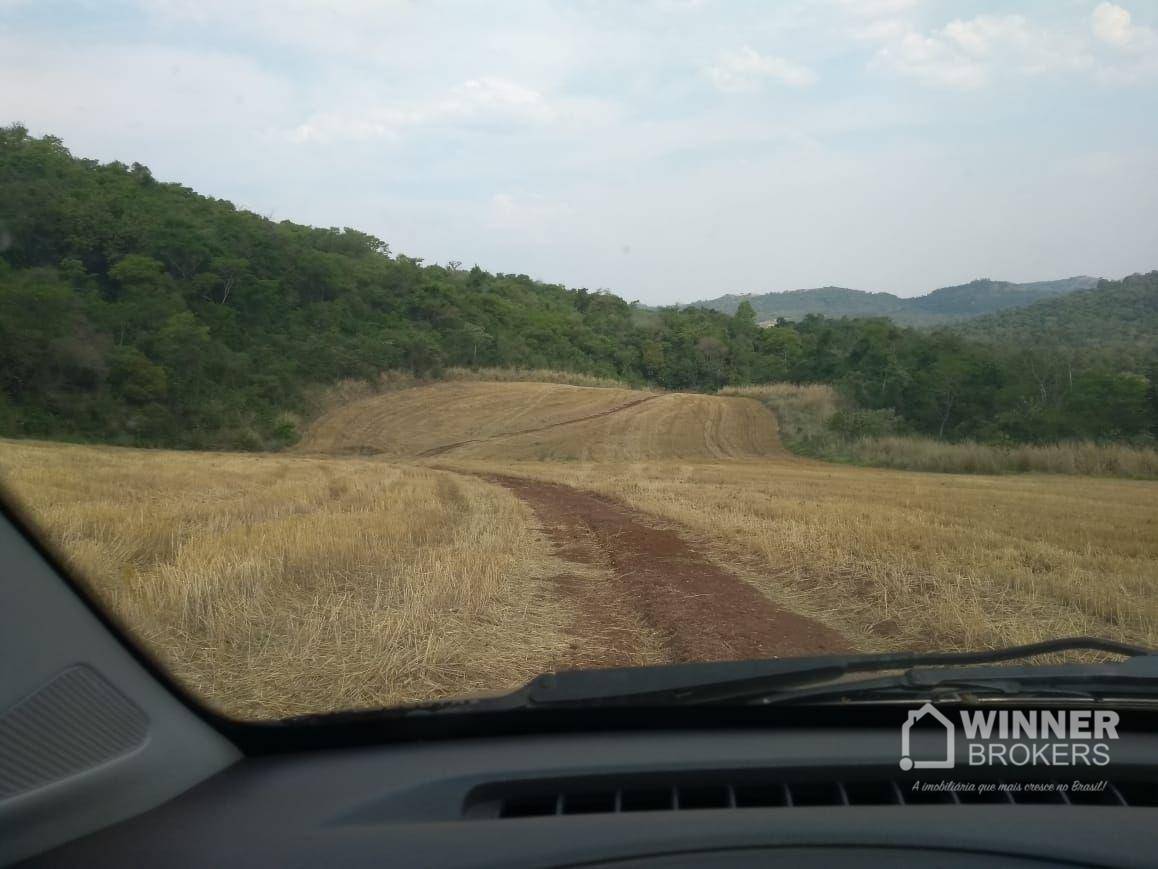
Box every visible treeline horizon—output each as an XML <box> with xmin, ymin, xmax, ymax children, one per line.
<box><xmin>1</xmin><ymin>125</ymin><xmax>1155</xmax><ymax>451</ymax></box>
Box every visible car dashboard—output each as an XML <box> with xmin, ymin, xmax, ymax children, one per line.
<box><xmin>26</xmin><ymin>724</ymin><xmax>1158</xmax><ymax>868</ymax></box>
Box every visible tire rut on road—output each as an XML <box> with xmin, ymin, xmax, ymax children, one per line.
<box><xmin>477</xmin><ymin>472</ymin><xmax>851</xmax><ymax>665</ymax></box>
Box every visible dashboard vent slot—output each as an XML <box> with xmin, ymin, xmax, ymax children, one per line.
<box><xmin>471</xmin><ymin>775</ymin><xmax>1146</xmax><ymax>818</ymax></box>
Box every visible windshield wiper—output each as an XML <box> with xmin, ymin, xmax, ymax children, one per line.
<box><xmin>432</xmin><ymin>636</ymin><xmax>1153</xmax><ymax>712</ymax></box>
<box><xmin>756</xmin><ymin>660</ymin><xmax>1158</xmax><ymax>706</ymax></box>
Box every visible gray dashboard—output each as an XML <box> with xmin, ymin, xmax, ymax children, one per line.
<box><xmin>25</xmin><ymin>728</ymin><xmax>1158</xmax><ymax>868</ymax></box>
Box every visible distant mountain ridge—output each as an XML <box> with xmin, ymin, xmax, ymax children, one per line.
<box><xmin>690</xmin><ymin>276</ymin><xmax>1099</xmax><ymax>326</ymax></box>
<box><xmin>953</xmin><ymin>272</ymin><xmax>1158</xmax><ymax>364</ymax></box>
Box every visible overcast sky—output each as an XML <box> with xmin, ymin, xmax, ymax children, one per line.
<box><xmin>3</xmin><ymin>1</ymin><xmax>1157</xmax><ymax>304</ymax></box>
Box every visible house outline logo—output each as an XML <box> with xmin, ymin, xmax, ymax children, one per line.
<box><xmin>900</xmin><ymin>703</ymin><xmax>955</xmax><ymax>770</ymax></box>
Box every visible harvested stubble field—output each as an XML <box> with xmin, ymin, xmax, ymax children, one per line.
<box><xmin>3</xmin><ymin>378</ymin><xmax>1157</xmax><ymax>718</ymax></box>
<box><xmin>0</xmin><ymin>439</ymin><xmax>659</xmax><ymax>719</ymax></box>
<box><xmin>299</xmin><ymin>380</ymin><xmax>781</xmax><ymax>461</ymax></box>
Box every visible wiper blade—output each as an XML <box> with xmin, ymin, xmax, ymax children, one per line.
<box><xmin>757</xmin><ymin>662</ymin><xmax>1158</xmax><ymax>706</ymax></box>
<box><xmin>462</xmin><ymin>636</ymin><xmax>1152</xmax><ymax>710</ymax></box>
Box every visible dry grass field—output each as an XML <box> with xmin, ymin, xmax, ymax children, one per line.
<box><xmin>4</xmin><ymin>377</ymin><xmax>1158</xmax><ymax>719</ymax></box>
<box><xmin>0</xmin><ymin>439</ymin><xmax>599</xmax><ymax>718</ymax></box>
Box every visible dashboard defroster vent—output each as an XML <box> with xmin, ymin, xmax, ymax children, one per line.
<box><xmin>467</xmin><ymin>774</ymin><xmax>1155</xmax><ymax>819</ymax></box>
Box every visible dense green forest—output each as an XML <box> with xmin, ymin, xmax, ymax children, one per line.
<box><xmin>1</xmin><ymin>126</ymin><xmax>1155</xmax><ymax>449</ymax></box>
<box><xmin>783</xmin><ymin>310</ymin><xmax>1156</xmax><ymax>443</ymax></box>
<box><xmin>692</xmin><ymin>277</ymin><xmax>1097</xmax><ymax>326</ymax></box>
<box><xmin>954</xmin><ymin>273</ymin><xmax>1158</xmax><ymax>367</ymax></box>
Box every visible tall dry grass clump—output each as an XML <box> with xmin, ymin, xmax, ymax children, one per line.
<box><xmin>854</xmin><ymin>436</ymin><xmax>1158</xmax><ymax>477</ymax></box>
<box><xmin>0</xmin><ymin>440</ymin><xmax>574</xmax><ymax>719</ymax></box>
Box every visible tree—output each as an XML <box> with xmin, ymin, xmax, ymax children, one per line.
<box><xmin>1067</xmin><ymin>371</ymin><xmax>1150</xmax><ymax>439</ymax></box>
<box><xmin>108</xmin><ymin>346</ymin><xmax>167</xmax><ymax>405</ymax></box>
<box><xmin>462</xmin><ymin>323</ymin><xmax>491</xmax><ymax>366</ymax></box>
<box><xmin>1147</xmin><ymin>360</ymin><xmax>1158</xmax><ymax>439</ymax></box>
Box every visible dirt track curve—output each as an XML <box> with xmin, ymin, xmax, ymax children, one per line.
<box><xmin>479</xmin><ymin>472</ymin><xmax>851</xmax><ymax>665</ymax></box>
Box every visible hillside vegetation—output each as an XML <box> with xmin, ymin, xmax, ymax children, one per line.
<box><xmin>954</xmin><ymin>272</ymin><xmax>1158</xmax><ymax>366</ymax></box>
<box><xmin>693</xmin><ymin>277</ymin><xmax>1096</xmax><ymax>326</ymax></box>
<box><xmin>761</xmin><ymin>315</ymin><xmax>1155</xmax><ymax>445</ymax></box>
<box><xmin>723</xmin><ymin>383</ymin><xmax>1158</xmax><ymax>479</ymax></box>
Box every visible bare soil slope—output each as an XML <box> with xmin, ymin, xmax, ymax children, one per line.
<box><xmin>301</xmin><ymin>381</ymin><xmax>785</xmax><ymax>461</ymax></box>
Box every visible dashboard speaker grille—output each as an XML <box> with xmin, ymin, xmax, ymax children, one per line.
<box><xmin>0</xmin><ymin>665</ymin><xmax>148</xmax><ymax>801</ymax></box>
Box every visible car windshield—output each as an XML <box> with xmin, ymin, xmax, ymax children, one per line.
<box><xmin>1</xmin><ymin>1</ymin><xmax>1156</xmax><ymax>722</ymax></box>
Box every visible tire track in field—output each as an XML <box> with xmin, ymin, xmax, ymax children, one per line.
<box><xmin>470</xmin><ymin>471</ymin><xmax>851</xmax><ymax>664</ymax></box>
<box><xmin>416</xmin><ymin>394</ymin><xmax>661</xmax><ymax>458</ymax></box>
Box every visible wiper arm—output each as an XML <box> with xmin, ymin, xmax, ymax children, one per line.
<box><xmin>476</xmin><ymin>636</ymin><xmax>1151</xmax><ymax>709</ymax></box>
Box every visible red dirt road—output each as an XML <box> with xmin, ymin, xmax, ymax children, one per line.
<box><xmin>482</xmin><ymin>473</ymin><xmax>850</xmax><ymax>665</ymax></box>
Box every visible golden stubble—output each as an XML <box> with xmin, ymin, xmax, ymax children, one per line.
<box><xmin>0</xmin><ymin>439</ymin><xmax>584</xmax><ymax>719</ymax></box>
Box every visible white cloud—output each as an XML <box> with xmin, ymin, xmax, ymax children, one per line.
<box><xmin>863</xmin><ymin>5</ymin><xmax>1158</xmax><ymax>89</ymax></box>
<box><xmin>943</xmin><ymin>15</ymin><xmax>1019</xmax><ymax>56</ymax></box>
<box><xmin>140</xmin><ymin>0</ymin><xmax>412</xmax><ymax>56</ymax></box>
<box><xmin>853</xmin><ymin>18</ymin><xmax>910</xmax><ymax>42</ymax></box>
<box><xmin>872</xmin><ymin>31</ymin><xmax>987</xmax><ymax>89</ymax></box>
<box><xmin>841</xmin><ymin>0</ymin><xmax>921</xmax><ymax>43</ymax></box>
<box><xmin>1092</xmin><ymin>3</ymin><xmax>1135</xmax><ymax>46</ymax></box>
<box><xmin>137</xmin><ymin>0</ymin><xmax>593</xmax><ymax>90</ymax></box>
<box><xmin>868</xmin><ymin>13</ymin><xmax>1093</xmax><ymax>88</ymax></box>
<box><xmin>947</xmin><ymin>15</ymin><xmax>1090</xmax><ymax>74</ymax></box>
<box><xmin>458</xmin><ymin>77</ymin><xmax>542</xmax><ymax>108</ymax></box>
<box><xmin>291</xmin><ymin>77</ymin><xmax>555</xmax><ymax>143</ymax></box>
<box><xmin>1087</xmin><ymin>4</ymin><xmax>1158</xmax><ymax>83</ymax></box>
<box><xmin>705</xmin><ymin>46</ymin><xmax>816</xmax><ymax>92</ymax></box>
<box><xmin>838</xmin><ymin>0</ymin><xmax>920</xmax><ymax>18</ymax></box>
<box><xmin>1092</xmin><ymin>2</ymin><xmax>1156</xmax><ymax>51</ymax></box>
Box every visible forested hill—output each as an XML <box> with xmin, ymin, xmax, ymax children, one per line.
<box><xmin>0</xmin><ymin>125</ymin><xmax>797</xmax><ymax>448</ymax></box>
<box><xmin>696</xmin><ymin>287</ymin><xmax>904</xmax><ymax>320</ymax></box>
<box><xmin>953</xmin><ymin>272</ymin><xmax>1158</xmax><ymax>365</ymax></box>
<box><xmin>1</xmin><ymin>126</ymin><xmax>1154</xmax><ymax>450</ymax></box>
<box><xmin>691</xmin><ymin>276</ymin><xmax>1097</xmax><ymax>326</ymax></box>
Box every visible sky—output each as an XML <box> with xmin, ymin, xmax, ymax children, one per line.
<box><xmin>3</xmin><ymin>1</ymin><xmax>1157</xmax><ymax>304</ymax></box>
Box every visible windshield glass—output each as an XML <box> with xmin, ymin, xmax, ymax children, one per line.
<box><xmin>1</xmin><ymin>1</ymin><xmax>1156</xmax><ymax>721</ymax></box>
